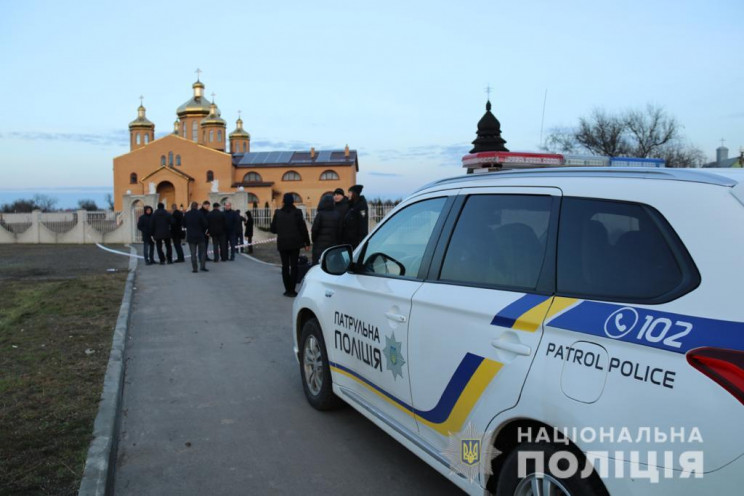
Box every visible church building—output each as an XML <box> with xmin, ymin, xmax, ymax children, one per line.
<box><xmin>113</xmin><ymin>77</ymin><xmax>358</xmax><ymax>212</ymax></box>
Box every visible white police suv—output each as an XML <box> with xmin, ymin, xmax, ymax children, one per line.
<box><xmin>292</xmin><ymin>168</ymin><xmax>744</xmax><ymax>495</ymax></box>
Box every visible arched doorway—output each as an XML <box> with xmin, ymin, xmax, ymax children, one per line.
<box><xmin>157</xmin><ymin>181</ymin><xmax>175</xmax><ymax>207</ymax></box>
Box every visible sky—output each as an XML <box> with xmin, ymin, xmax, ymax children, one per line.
<box><xmin>1</xmin><ymin>0</ymin><xmax>742</xmax><ymax>202</ymax></box>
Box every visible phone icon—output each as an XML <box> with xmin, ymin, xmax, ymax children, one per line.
<box><xmin>604</xmin><ymin>307</ymin><xmax>638</xmax><ymax>339</ymax></box>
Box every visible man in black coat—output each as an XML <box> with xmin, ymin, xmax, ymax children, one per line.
<box><xmin>137</xmin><ymin>205</ymin><xmax>155</xmax><ymax>265</ymax></box>
<box><xmin>207</xmin><ymin>202</ymin><xmax>228</xmax><ymax>262</ymax></box>
<box><xmin>270</xmin><ymin>193</ymin><xmax>310</xmax><ymax>296</ymax></box>
<box><xmin>149</xmin><ymin>202</ymin><xmax>173</xmax><ymax>264</ymax></box>
<box><xmin>183</xmin><ymin>201</ymin><xmax>209</xmax><ymax>272</ymax></box>
<box><xmin>244</xmin><ymin>210</ymin><xmax>254</xmax><ymax>254</ymax></box>
<box><xmin>170</xmin><ymin>203</ymin><xmax>185</xmax><ymax>263</ymax></box>
<box><xmin>343</xmin><ymin>184</ymin><xmax>369</xmax><ymax>249</ymax></box>
<box><xmin>311</xmin><ymin>194</ymin><xmax>341</xmax><ymax>265</ymax></box>
<box><xmin>223</xmin><ymin>201</ymin><xmax>241</xmax><ymax>261</ymax></box>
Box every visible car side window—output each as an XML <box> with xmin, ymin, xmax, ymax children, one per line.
<box><xmin>360</xmin><ymin>197</ymin><xmax>447</xmax><ymax>279</ymax></box>
<box><xmin>439</xmin><ymin>195</ymin><xmax>553</xmax><ymax>290</ymax></box>
<box><xmin>557</xmin><ymin>197</ymin><xmax>699</xmax><ymax>303</ymax></box>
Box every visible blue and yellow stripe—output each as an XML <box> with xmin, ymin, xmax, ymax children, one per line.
<box><xmin>331</xmin><ymin>353</ymin><xmax>502</xmax><ymax>435</ymax></box>
<box><xmin>491</xmin><ymin>294</ymin><xmax>579</xmax><ymax>332</ymax></box>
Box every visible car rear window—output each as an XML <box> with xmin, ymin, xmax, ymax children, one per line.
<box><xmin>557</xmin><ymin>197</ymin><xmax>700</xmax><ymax>303</ymax></box>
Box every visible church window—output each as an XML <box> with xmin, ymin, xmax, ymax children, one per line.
<box><xmin>242</xmin><ymin>142</ymin><xmax>246</xmax><ymax>152</ymax></box>
<box><xmin>144</xmin><ymin>134</ymin><xmax>149</xmax><ymax>144</ymax></box>
<box><xmin>160</xmin><ymin>155</ymin><xmax>166</xmax><ymax>166</ymax></box>
<box><xmin>320</xmin><ymin>170</ymin><xmax>339</xmax><ymax>181</ymax></box>
<box><xmin>247</xmin><ymin>193</ymin><xmax>259</xmax><ymax>205</ymax></box>
<box><xmin>192</xmin><ymin>121</ymin><xmax>198</xmax><ymax>141</ymax></box>
<box><xmin>168</xmin><ymin>151</ymin><xmax>174</xmax><ymax>166</ymax></box>
<box><xmin>207</xmin><ymin>170</ymin><xmax>214</xmax><ymax>182</ymax></box>
<box><xmin>176</xmin><ymin>155</ymin><xmax>181</xmax><ymax>166</ymax></box>
<box><xmin>181</xmin><ymin>122</ymin><xmax>186</xmax><ymax>137</ymax></box>
<box><xmin>287</xmin><ymin>192</ymin><xmax>303</xmax><ymax>204</ymax></box>
<box><xmin>130</xmin><ymin>173</ymin><xmax>137</xmax><ymax>184</ymax></box>
<box><xmin>135</xmin><ymin>134</ymin><xmax>141</xmax><ymax>145</ymax></box>
<box><xmin>282</xmin><ymin>171</ymin><xmax>301</xmax><ymax>181</ymax></box>
<box><xmin>209</xmin><ymin>129</ymin><xmax>214</xmax><ymax>142</ymax></box>
<box><xmin>243</xmin><ymin>172</ymin><xmax>262</xmax><ymax>183</ymax></box>
<box><xmin>217</xmin><ymin>130</ymin><xmax>222</xmax><ymax>142</ymax></box>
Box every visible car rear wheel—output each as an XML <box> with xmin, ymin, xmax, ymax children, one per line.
<box><xmin>299</xmin><ymin>318</ymin><xmax>343</xmax><ymax>410</ymax></box>
<box><xmin>495</xmin><ymin>442</ymin><xmax>607</xmax><ymax>496</ymax></box>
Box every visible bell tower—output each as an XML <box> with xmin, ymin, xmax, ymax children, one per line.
<box><xmin>129</xmin><ymin>96</ymin><xmax>155</xmax><ymax>151</ymax></box>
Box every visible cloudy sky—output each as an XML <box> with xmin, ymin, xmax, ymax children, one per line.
<box><xmin>1</xmin><ymin>0</ymin><xmax>742</xmax><ymax>200</ymax></box>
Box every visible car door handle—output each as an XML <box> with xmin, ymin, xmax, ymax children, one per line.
<box><xmin>385</xmin><ymin>312</ymin><xmax>407</xmax><ymax>323</ymax></box>
<box><xmin>325</xmin><ymin>290</ymin><xmax>334</xmax><ymax>298</ymax></box>
<box><xmin>490</xmin><ymin>340</ymin><xmax>531</xmax><ymax>356</ymax></box>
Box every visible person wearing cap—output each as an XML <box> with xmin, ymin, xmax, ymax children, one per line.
<box><xmin>343</xmin><ymin>184</ymin><xmax>369</xmax><ymax>249</ymax></box>
<box><xmin>208</xmin><ymin>202</ymin><xmax>227</xmax><ymax>262</ymax></box>
<box><xmin>270</xmin><ymin>193</ymin><xmax>310</xmax><ymax>297</ymax></box>
<box><xmin>137</xmin><ymin>205</ymin><xmax>155</xmax><ymax>265</ymax></box>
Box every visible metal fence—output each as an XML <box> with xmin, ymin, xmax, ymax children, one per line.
<box><xmin>250</xmin><ymin>204</ymin><xmax>396</xmax><ymax>232</ymax></box>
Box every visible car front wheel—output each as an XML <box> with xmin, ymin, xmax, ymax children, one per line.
<box><xmin>299</xmin><ymin>318</ymin><xmax>342</xmax><ymax>410</ymax></box>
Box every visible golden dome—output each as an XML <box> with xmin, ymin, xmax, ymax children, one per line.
<box><xmin>201</xmin><ymin>102</ymin><xmax>226</xmax><ymax>126</ymax></box>
<box><xmin>229</xmin><ymin>117</ymin><xmax>250</xmax><ymax>138</ymax></box>
<box><xmin>129</xmin><ymin>105</ymin><xmax>154</xmax><ymax>128</ymax></box>
<box><xmin>176</xmin><ymin>80</ymin><xmax>211</xmax><ymax>116</ymax></box>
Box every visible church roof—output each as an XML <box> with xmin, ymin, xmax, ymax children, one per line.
<box><xmin>470</xmin><ymin>100</ymin><xmax>509</xmax><ymax>153</ymax></box>
<box><xmin>233</xmin><ymin>150</ymin><xmax>358</xmax><ymax>168</ymax></box>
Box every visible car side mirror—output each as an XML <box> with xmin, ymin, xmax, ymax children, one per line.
<box><xmin>321</xmin><ymin>245</ymin><xmax>353</xmax><ymax>275</ymax></box>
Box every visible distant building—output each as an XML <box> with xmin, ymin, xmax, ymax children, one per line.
<box><xmin>702</xmin><ymin>145</ymin><xmax>743</xmax><ymax>168</ymax></box>
<box><xmin>113</xmin><ymin>78</ymin><xmax>358</xmax><ymax>211</ymax></box>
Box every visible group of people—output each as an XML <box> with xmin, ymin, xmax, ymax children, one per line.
<box><xmin>270</xmin><ymin>184</ymin><xmax>368</xmax><ymax>297</ymax></box>
<box><xmin>137</xmin><ymin>201</ymin><xmax>254</xmax><ymax>273</ymax></box>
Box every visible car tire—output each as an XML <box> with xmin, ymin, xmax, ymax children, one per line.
<box><xmin>299</xmin><ymin>318</ymin><xmax>343</xmax><ymax>411</ymax></box>
<box><xmin>495</xmin><ymin>442</ymin><xmax>608</xmax><ymax>496</ymax></box>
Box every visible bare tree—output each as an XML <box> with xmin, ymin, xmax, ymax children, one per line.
<box><xmin>32</xmin><ymin>194</ymin><xmax>58</xmax><ymax>212</ymax></box>
<box><xmin>652</xmin><ymin>141</ymin><xmax>705</xmax><ymax>168</ymax></box>
<box><xmin>625</xmin><ymin>105</ymin><xmax>678</xmax><ymax>157</ymax></box>
<box><xmin>104</xmin><ymin>193</ymin><xmax>114</xmax><ymax>210</ymax></box>
<box><xmin>78</xmin><ymin>199</ymin><xmax>99</xmax><ymax>211</ymax></box>
<box><xmin>544</xmin><ymin>105</ymin><xmax>698</xmax><ymax>167</ymax></box>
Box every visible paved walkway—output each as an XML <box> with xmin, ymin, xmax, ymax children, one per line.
<box><xmin>113</xmin><ymin>250</ymin><xmax>457</xmax><ymax>495</ymax></box>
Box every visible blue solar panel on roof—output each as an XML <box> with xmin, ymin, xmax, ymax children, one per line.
<box><xmin>317</xmin><ymin>150</ymin><xmax>332</xmax><ymax>162</ymax></box>
<box><xmin>280</xmin><ymin>151</ymin><xmax>293</xmax><ymax>163</ymax></box>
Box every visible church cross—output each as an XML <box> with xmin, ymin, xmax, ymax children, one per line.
<box><xmin>485</xmin><ymin>84</ymin><xmax>492</xmax><ymax>100</ymax></box>
<box><xmin>195</xmin><ymin>68</ymin><xmax>202</xmax><ymax>81</ymax></box>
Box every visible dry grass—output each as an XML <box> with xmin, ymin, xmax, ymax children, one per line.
<box><xmin>0</xmin><ymin>245</ymin><xmax>129</xmax><ymax>495</ymax></box>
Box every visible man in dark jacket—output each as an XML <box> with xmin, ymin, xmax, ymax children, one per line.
<box><xmin>208</xmin><ymin>202</ymin><xmax>228</xmax><ymax>262</ymax></box>
<box><xmin>149</xmin><ymin>202</ymin><xmax>173</xmax><ymax>264</ymax></box>
<box><xmin>170</xmin><ymin>203</ymin><xmax>185</xmax><ymax>263</ymax></box>
<box><xmin>270</xmin><ymin>193</ymin><xmax>310</xmax><ymax>296</ymax></box>
<box><xmin>333</xmin><ymin>188</ymin><xmax>349</xmax><ymax>230</ymax></box>
<box><xmin>244</xmin><ymin>210</ymin><xmax>254</xmax><ymax>254</ymax></box>
<box><xmin>137</xmin><ymin>205</ymin><xmax>155</xmax><ymax>265</ymax></box>
<box><xmin>223</xmin><ymin>201</ymin><xmax>241</xmax><ymax>261</ymax></box>
<box><xmin>183</xmin><ymin>201</ymin><xmax>209</xmax><ymax>272</ymax></box>
<box><xmin>199</xmin><ymin>201</ymin><xmax>212</xmax><ymax>260</ymax></box>
<box><xmin>311</xmin><ymin>194</ymin><xmax>341</xmax><ymax>265</ymax></box>
<box><xmin>343</xmin><ymin>184</ymin><xmax>369</xmax><ymax>249</ymax></box>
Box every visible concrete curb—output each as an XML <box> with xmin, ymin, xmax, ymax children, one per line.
<box><xmin>78</xmin><ymin>245</ymin><xmax>138</xmax><ymax>496</ymax></box>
